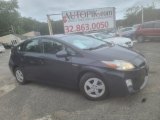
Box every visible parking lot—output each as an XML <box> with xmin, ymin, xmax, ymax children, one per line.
<box><xmin>0</xmin><ymin>41</ymin><xmax>160</xmax><ymax>120</ymax></box>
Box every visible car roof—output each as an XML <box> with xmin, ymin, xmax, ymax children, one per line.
<box><xmin>44</xmin><ymin>34</ymin><xmax>82</xmax><ymax>39</ymax></box>
<box><xmin>142</xmin><ymin>20</ymin><xmax>160</xmax><ymax>24</ymax></box>
<box><xmin>121</xmin><ymin>27</ymin><xmax>133</xmax><ymax>29</ymax></box>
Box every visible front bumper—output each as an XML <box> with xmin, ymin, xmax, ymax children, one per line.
<box><xmin>102</xmin><ymin>66</ymin><xmax>148</xmax><ymax>97</ymax></box>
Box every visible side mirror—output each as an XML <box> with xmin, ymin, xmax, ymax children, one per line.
<box><xmin>56</xmin><ymin>50</ymin><xmax>68</xmax><ymax>58</ymax></box>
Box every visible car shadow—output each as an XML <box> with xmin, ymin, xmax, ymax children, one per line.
<box><xmin>0</xmin><ymin>79</ymin><xmax>148</xmax><ymax>120</ymax></box>
<box><xmin>28</xmin><ymin>80</ymin><xmax>142</xmax><ymax>104</ymax></box>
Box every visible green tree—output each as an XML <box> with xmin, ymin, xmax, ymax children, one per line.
<box><xmin>19</xmin><ymin>17</ymin><xmax>49</xmax><ymax>35</ymax></box>
<box><xmin>0</xmin><ymin>0</ymin><xmax>20</xmax><ymax>36</ymax></box>
<box><xmin>117</xmin><ymin>4</ymin><xmax>160</xmax><ymax>28</ymax></box>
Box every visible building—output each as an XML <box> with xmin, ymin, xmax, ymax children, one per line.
<box><xmin>0</xmin><ymin>31</ymin><xmax>41</xmax><ymax>47</ymax></box>
<box><xmin>0</xmin><ymin>34</ymin><xmax>22</xmax><ymax>46</ymax></box>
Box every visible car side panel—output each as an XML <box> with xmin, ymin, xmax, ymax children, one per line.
<box><xmin>136</xmin><ymin>22</ymin><xmax>160</xmax><ymax>38</ymax></box>
<box><xmin>154</xmin><ymin>22</ymin><xmax>160</xmax><ymax>37</ymax></box>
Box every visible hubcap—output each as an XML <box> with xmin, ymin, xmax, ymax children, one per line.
<box><xmin>84</xmin><ymin>78</ymin><xmax>105</xmax><ymax>98</ymax></box>
<box><xmin>15</xmin><ymin>70</ymin><xmax>24</xmax><ymax>82</ymax></box>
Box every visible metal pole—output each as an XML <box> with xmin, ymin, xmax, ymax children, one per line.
<box><xmin>47</xmin><ymin>15</ymin><xmax>53</xmax><ymax>35</ymax></box>
<box><xmin>113</xmin><ymin>7</ymin><xmax>116</xmax><ymax>31</ymax></box>
<box><xmin>11</xmin><ymin>25</ymin><xmax>15</xmax><ymax>34</ymax></box>
<box><xmin>46</xmin><ymin>13</ymin><xmax>61</xmax><ymax>35</ymax></box>
<box><xmin>142</xmin><ymin>6</ymin><xmax>144</xmax><ymax>24</ymax></box>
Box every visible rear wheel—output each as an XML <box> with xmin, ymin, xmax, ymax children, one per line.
<box><xmin>137</xmin><ymin>35</ymin><xmax>144</xmax><ymax>43</ymax></box>
<box><xmin>79</xmin><ymin>73</ymin><xmax>108</xmax><ymax>100</ymax></box>
<box><xmin>131</xmin><ymin>35</ymin><xmax>136</xmax><ymax>40</ymax></box>
<box><xmin>15</xmin><ymin>67</ymin><xmax>27</xmax><ymax>85</ymax></box>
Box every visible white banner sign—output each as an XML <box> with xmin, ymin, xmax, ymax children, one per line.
<box><xmin>62</xmin><ymin>7</ymin><xmax>115</xmax><ymax>34</ymax></box>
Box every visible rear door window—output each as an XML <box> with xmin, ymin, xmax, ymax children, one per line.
<box><xmin>23</xmin><ymin>39</ymin><xmax>43</xmax><ymax>53</ymax></box>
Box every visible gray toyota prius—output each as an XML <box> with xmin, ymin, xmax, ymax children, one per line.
<box><xmin>9</xmin><ymin>34</ymin><xmax>149</xmax><ymax>100</ymax></box>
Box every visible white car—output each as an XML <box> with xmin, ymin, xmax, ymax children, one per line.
<box><xmin>0</xmin><ymin>44</ymin><xmax>5</xmax><ymax>53</ymax></box>
<box><xmin>85</xmin><ymin>33</ymin><xmax>133</xmax><ymax>48</ymax></box>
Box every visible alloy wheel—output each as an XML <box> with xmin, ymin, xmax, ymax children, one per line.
<box><xmin>15</xmin><ymin>70</ymin><xmax>24</xmax><ymax>83</ymax></box>
<box><xmin>84</xmin><ymin>78</ymin><xmax>105</xmax><ymax>98</ymax></box>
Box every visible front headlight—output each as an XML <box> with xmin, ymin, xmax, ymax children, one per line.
<box><xmin>102</xmin><ymin>60</ymin><xmax>135</xmax><ymax>71</ymax></box>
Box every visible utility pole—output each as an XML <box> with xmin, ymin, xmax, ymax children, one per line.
<box><xmin>9</xmin><ymin>25</ymin><xmax>15</xmax><ymax>34</ymax></box>
<box><xmin>141</xmin><ymin>6</ymin><xmax>144</xmax><ymax>24</ymax></box>
<box><xmin>47</xmin><ymin>15</ymin><xmax>53</xmax><ymax>35</ymax></box>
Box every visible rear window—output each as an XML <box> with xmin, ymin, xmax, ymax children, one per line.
<box><xmin>142</xmin><ymin>22</ymin><xmax>154</xmax><ymax>28</ymax></box>
<box><xmin>154</xmin><ymin>22</ymin><xmax>160</xmax><ymax>28</ymax></box>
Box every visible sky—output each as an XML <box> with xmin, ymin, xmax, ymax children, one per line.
<box><xmin>17</xmin><ymin>0</ymin><xmax>159</xmax><ymax>22</ymax></box>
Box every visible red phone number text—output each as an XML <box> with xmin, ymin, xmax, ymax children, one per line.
<box><xmin>64</xmin><ymin>21</ymin><xmax>108</xmax><ymax>33</ymax></box>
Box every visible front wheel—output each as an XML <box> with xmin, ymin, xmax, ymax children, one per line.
<box><xmin>79</xmin><ymin>73</ymin><xmax>108</xmax><ymax>100</ymax></box>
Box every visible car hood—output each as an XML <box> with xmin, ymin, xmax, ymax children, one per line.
<box><xmin>104</xmin><ymin>37</ymin><xmax>131</xmax><ymax>44</ymax></box>
<box><xmin>86</xmin><ymin>45</ymin><xmax>142</xmax><ymax>64</ymax></box>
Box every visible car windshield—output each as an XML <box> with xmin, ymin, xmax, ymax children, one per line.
<box><xmin>61</xmin><ymin>35</ymin><xmax>108</xmax><ymax>50</ymax></box>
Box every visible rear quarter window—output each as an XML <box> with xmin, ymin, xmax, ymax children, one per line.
<box><xmin>17</xmin><ymin>45</ymin><xmax>22</xmax><ymax>51</ymax></box>
<box><xmin>16</xmin><ymin>42</ymin><xmax>25</xmax><ymax>52</ymax></box>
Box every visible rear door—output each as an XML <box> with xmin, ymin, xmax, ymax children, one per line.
<box><xmin>22</xmin><ymin>38</ymin><xmax>45</xmax><ymax>81</ymax></box>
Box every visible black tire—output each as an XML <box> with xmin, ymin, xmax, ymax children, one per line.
<box><xmin>14</xmin><ymin>67</ymin><xmax>27</xmax><ymax>85</ymax></box>
<box><xmin>131</xmin><ymin>35</ymin><xmax>136</xmax><ymax>40</ymax></box>
<box><xmin>137</xmin><ymin>36</ymin><xmax>144</xmax><ymax>43</ymax></box>
<box><xmin>79</xmin><ymin>72</ymin><xmax>109</xmax><ymax>100</ymax></box>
